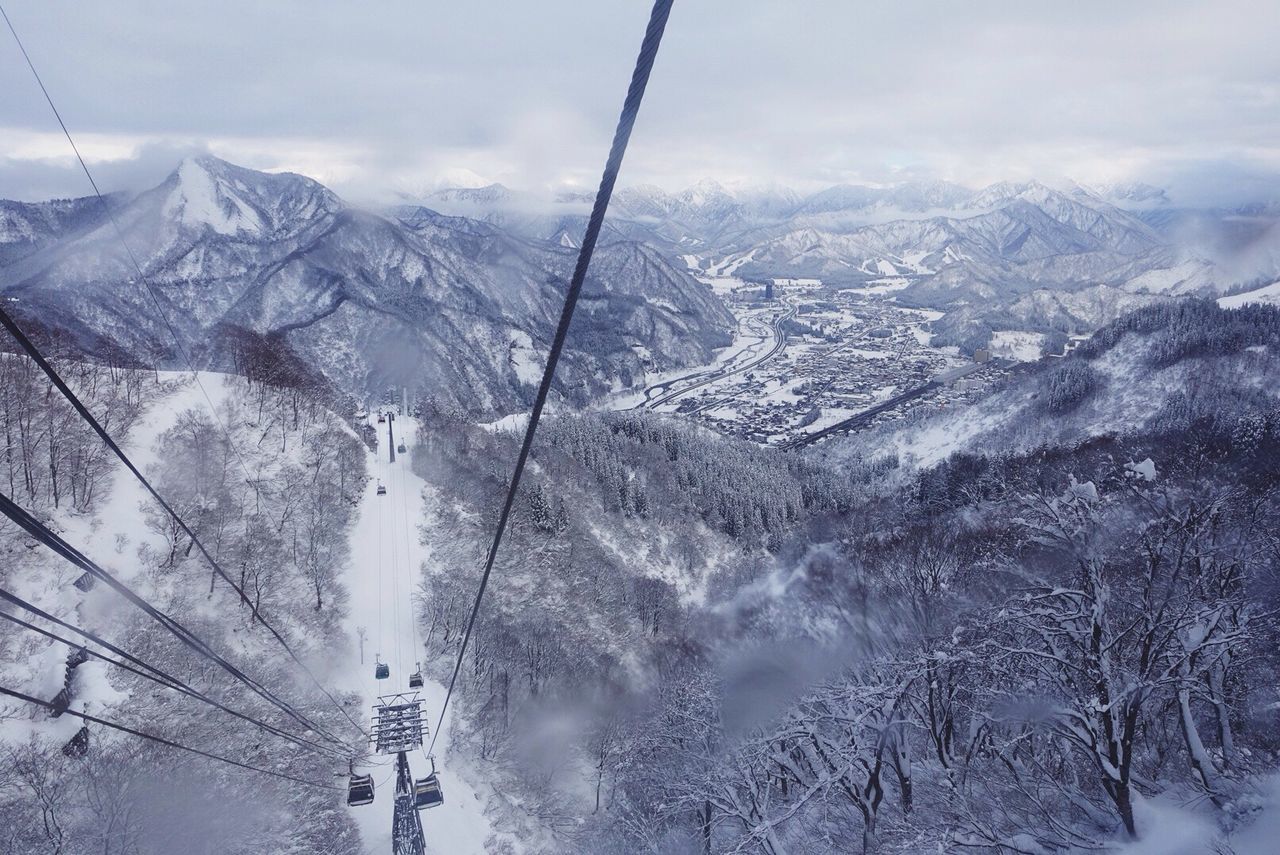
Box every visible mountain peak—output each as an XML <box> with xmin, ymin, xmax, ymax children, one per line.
<box><xmin>163</xmin><ymin>157</ymin><xmax>266</xmax><ymax>236</ymax></box>
<box><xmin>155</xmin><ymin>156</ymin><xmax>339</xmax><ymax>239</ymax></box>
<box><xmin>678</xmin><ymin>178</ymin><xmax>733</xmax><ymax>207</ymax></box>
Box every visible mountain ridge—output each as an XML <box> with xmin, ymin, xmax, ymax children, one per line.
<box><xmin>0</xmin><ymin>156</ymin><xmax>734</xmax><ymax>414</ymax></box>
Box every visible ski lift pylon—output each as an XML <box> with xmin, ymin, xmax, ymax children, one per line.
<box><xmin>62</xmin><ymin>724</ymin><xmax>89</xmax><ymax>757</ymax></box>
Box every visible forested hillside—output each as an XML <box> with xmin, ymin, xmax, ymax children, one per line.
<box><xmin>0</xmin><ymin>359</ymin><xmax>369</xmax><ymax>854</ymax></box>
<box><xmin>407</xmin><ymin>302</ymin><xmax>1280</xmax><ymax>853</ymax></box>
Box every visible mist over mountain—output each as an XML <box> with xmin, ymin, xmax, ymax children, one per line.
<box><xmin>415</xmin><ymin>173</ymin><xmax>1280</xmax><ymax>355</ymax></box>
<box><xmin>0</xmin><ymin>156</ymin><xmax>733</xmax><ymax>414</ymax></box>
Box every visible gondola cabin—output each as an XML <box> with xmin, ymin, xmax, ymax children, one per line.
<box><xmin>377</xmin><ymin>413</ymin><xmax>386</xmax><ymax>424</ymax></box>
<box><xmin>409</xmin><ymin>668</ymin><xmax>423</xmax><ymax>689</ymax></box>
<box><xmin>377</xmin><ymin>482</ymin><xmax>387</xmax><ymax>496</ymax></box>
<box><xmin>413</xmin><ymin>774</ymin><xmax>444</xmax><ymax>810</ymax></box>
<box><xmin>375</xmin><ymin>659</ymin><xmax>390</xmax><ymax>680</ymax></box>
<box><xmin>397</xmin><ymin>443</ymin><xmax>406</xmax><ymax>454</ymax></box>
<box><xmin>347</xmin><ymin>773</ymin><xmax>375</xmax><ymax>806</ymax></box>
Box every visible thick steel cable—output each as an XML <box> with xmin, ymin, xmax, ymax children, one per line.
<box><xmin>429</xmin><ymin>0</ymin><xmax>675</xmax><ymax>753</ymax></box>
<box><xmin>0</xmin><ymin>684</ymin><xmax>340</xmax><ymax>791</ymax></box>
<box><xmin>0</xmin><ymin>306</ymin><xmax>367</xmax><ymax>741</ymax></box>
<box><xmin>0</xmin><ymin>4</ymin><xmax>367</xmax><ymax>741</ymax></box>
<box><xmin>0</xmin><ymin>588</ymin><xmax>347</xmax><ymax>760</ymax></box>
<box><xmin>0</xmin><ymin>490</ymin><xmax>355</xmax><ymax>752</ymax></box>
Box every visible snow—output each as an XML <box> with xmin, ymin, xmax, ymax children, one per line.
<box><xmin>333</xmin><ymin>414</ymin><xmax>495</xmax><ymax>855</ymax></box>
<box><xmin>849</xmin><ymin>277</ymin><xmax>911</xmax><ymax>295</ymax></box>
<box><xmin>1231</xmin><ymin>773</ymin><xmax>1280</xmax><ymax>855</ymax></box>
<box><xmin>1123</xmin><ymin>260</ymin><xmax>1217</xmax><ymax>295</ymax></box>
<box><xmin>162</xmin><ymin>158</ymin><xmax>264</xmax><ymax>236</ymax></box>
<box><xmin>1066</xmin><ymin>477</ymin><xmax>1099</xmax><ymax>502</ymax></box>
<box><xmin>508</xmin><ymin>330</ymin><xmax>542</xmax><ymax>385</ymax></box>
<box><xmin>898</xmin><ymin>249</ymin><xmax>934</xmax><ymax>274</ymax></box>
<box><xmin>1125</xmin><ymin>458</ymin><xmax>1158</xmax><ymax>482</ymax></box>
<box><xmin>1218</xmin><ymin>280</ymin><xmax>1280</xmax><ymax>308</ymax></box>
<box><xmin>479</xmin><ymin>412</ymin><xmax>530</xmax><ymax>434</ymax></box>
<box><xmin>988</xmin><ymin>330</ymin><xmax>1045</xmax><ymax>362</ymax></box>
<box><xmin>719</xmin><ymin>249</ymin><xmax>758</xmax><ymax>276</ymax></box>
<box><xmin>1114</xmin><ymin>792</ymin><xmax>1217</xmax><ymax>855</ymax></box>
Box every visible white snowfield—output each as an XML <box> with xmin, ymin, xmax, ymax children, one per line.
<box><xmin>334</xmin><ymin>412</ymin><xmax>494</xmax><ymax>855</ymax></box>
<box><xmin>1218</xmin><ymin>280</ymin><xmax>1280</xmax><ymax>308</ymax></box>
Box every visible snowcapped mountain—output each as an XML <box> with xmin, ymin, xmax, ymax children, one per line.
<box><xmin>394</xmin><ymin>174</ymin><xmax>1279</xmax><ymax>351</ymax></box>
<box><xmin>418</xmin><ymin>176</ymin><xmax>1247</xmax><ymax>299</ymax></box>
<box><xmin>0</xmin><ymin>193</ymin><xmax>120</xmax><ymax>266</ymax></box>
<box><xmin>0</xmin><ymin>156</ymin><xmax>734</xmax><ymax>414</ymax></box>
<box><xmin>1092</xmin><ymin>181</ymin><xmax>1172</xmax><ymax>209</ymax></box>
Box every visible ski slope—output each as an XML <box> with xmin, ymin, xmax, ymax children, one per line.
<box><xmin>333</xmin><ymin>413</ymin><xmax>493</xmax><ymax>854</ymax></box>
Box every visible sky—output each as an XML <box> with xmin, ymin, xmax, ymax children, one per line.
<box><xmin>1</xmin><ymin>0</ymin><xmax>1278</xmax><ymax>205</ymax></box>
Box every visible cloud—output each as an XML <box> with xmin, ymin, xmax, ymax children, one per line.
<box><xmin>1</xmin><ymin>0</ymin><xmax>1277</xmax><ymax>203</ymax></box>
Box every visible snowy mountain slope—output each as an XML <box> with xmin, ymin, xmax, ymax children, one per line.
<box><xmin>0</xmin><ymin>156</ymin><xmax>734</xmax><ymax>414</ymax></box>
<box><xmin>839</xmin><ymin>301</ymin><xmax>1280</xmax><ymax>470</ymax></box>
<box><xmin>421</xmin><ymin>175</ymin><xmax>1246</xmax><ymax>314</ymax></box>
<box><xmin>0</xmin><ymin>193</ymin><xmax>119</xmax><ymax>267</ymax></box>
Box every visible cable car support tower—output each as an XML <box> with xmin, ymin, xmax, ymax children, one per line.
<box><xmin>371</xmin><ymin>692</ymin><xmax>427</xmax><ymax>855</ymax></box>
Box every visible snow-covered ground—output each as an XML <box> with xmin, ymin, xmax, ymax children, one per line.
<box><xmin>332</xmin><ymin>413</ymin><xmax>494</xmax><ymax>854</ymax></box>
<box><xmin>988</xmin><ymin>330</ymin><xmax>1046</xmax><ymax>362</ymax></box>
<box><xmin>1</xmin><ymin>371</ymin><xmax>244</xmax><ymax>749</ymax></box>
<box><xmin>1219</xmin><ymin>280</ymin><xmax>1280</xmax><ymax>308</ymax></box>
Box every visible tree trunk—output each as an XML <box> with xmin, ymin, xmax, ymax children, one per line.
<box><xmin>1178</xmin><ymin>678</ymin><xmax>1223</xmax><ymax>803</ymax></box>
<box><xmin>861</xmin><ymin>814</ymin><xmax>877</xmax><ymax>855</ymax></box>
<box><xmin>1102</xmin><ymin>776</ymin><xmax>1137</xmax><ymax>838</ymax></box>
<box><xmin>1208</xmin><ymin>661</ymin><xmax>1235</xmax><ymax>770</ymax></box>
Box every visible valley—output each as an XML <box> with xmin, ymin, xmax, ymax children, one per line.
<box><xmin>626</xmin><ymin>271</ymin><xmax>1012</xmax><ymax>447</ymax></box>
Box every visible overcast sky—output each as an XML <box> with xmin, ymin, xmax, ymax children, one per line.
<box><xmin>2</xmin><ymin>0</ymin><xmax>1278</xmax><ymax>204</ymax></box>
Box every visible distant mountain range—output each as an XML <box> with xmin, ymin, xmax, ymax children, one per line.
<box><xmin>417</xmin><ymin>175</ymin><xmax>1279</xmax><ymax>351</ymax></box>
<box><xmin>0</xmin><ymin>157</ymin><xmax>734</xmax><ymax>413</ymax></box>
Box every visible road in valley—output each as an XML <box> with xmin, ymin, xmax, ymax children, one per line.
<box><xmin>639</xmin><ymin>297</ymin><xmax>797</xmax><ymax>410</ymax></box>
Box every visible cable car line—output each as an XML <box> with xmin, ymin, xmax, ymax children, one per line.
<box><xmin>427</xmin><ymin>0</ymin><xmax>676</xmax><ymax>755</ymax></box>
<box><xmin>0</xmin><ymin>684</ymin><xmax>341</xmax><ymax>791</ymax></box>
<box><xmin>0</xmin><ymin>588</ymin><xmax>349</xmax><ymax>760</ymax></box>
<box><xmin>0</xmin><ymin>5</ymin><xmax>368</xmax><ymax>743</ymax></box>
<box><xmin>0</xmin><ymin>490</ymin><xmax>357</xmax><ymax>753</ymax></box>
<box><xmin>387</xmin><ymin>450</ymin><xmax>403</xmax><ymax>682</ymax></box>
<box><xmin>0</xmin><ymin>308</ymin><xmax>368</xmax><ymax>742</ymax></box>
<box><xmin>376</xmin><ymin>463</ymin><xmax>387</xmax><ymax>683</ymax></box>
<box><xmin>396</xmin><ymin>450</ymin><xmax>422</xmax><ymax>681</ymax></box>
